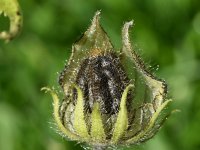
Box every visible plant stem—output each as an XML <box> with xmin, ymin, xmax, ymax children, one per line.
<box><xmin>92</xmin><ymin>146</ymin><xmax>107</xmax><ymax>150</ymax></box>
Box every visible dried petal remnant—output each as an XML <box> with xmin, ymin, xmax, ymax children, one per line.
<box><xmin>44</xmin><ymin>11</ymin><xmax>172</xmax><ymax>149</ymax></box>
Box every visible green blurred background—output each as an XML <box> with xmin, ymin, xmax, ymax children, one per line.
<box><xmin>0</xmin><ymin>0</ymin><xmax>200</xmax><ymax>150</ymax></box>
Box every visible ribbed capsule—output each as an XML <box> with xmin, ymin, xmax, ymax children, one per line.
<box><xmin>43</xmin><ymin>11</ymin><xmax>172</xmax><ymax>149</ymax></box>
<box><xmin>74</xmin><ymin>53</ymin><xmax>131</xmax><ymax>114</ymax></box>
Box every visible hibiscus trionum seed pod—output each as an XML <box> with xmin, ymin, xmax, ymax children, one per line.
<box><xmin>42</xmin><ymin>11</ymin><xmax>172</xmax><ymax>150</ymax></box>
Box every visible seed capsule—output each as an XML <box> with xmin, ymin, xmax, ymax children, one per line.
<box><xmin>74</xmin><ymin>53</ymin><xmax>131</xmax><ymax>114</ymax></box>
<box><xmin>43</xmin><ymin>11</ymin><xmax>172</xmax><ymax>149</ymax></box>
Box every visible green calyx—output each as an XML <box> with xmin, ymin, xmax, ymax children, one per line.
<box><xmin>42</xmin><ymin>84</ymin><xmax>133</xmax><ymax>144</ymax></box>
<box><xmin>43</xmin><ymin>11</ymin><xmax>173</xmax><ymax>149</ymax></box>
<box><xmin>43</xmin><ymin>84</ymin><xmax>172</xmax><ymax>146</ymax></box>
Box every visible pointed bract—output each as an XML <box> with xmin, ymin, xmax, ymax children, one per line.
<box><xmin>59</xmin><ymin>11</ymin><xmax>113</xmax><ymax>97</ymax></box>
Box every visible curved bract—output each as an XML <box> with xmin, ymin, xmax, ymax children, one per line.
<box><xmin>0</xmin><ymin>0</ymin><xmax>22</xmax><ymax>42</ymax></box>
<box><xmin>43</xmin><ymin>11</ymin><xmax>172</xmax><ymax>149</ymax></box>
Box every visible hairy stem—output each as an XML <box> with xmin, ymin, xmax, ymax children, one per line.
<box><xmin>92</xmin><ymin>146</ymin><xmax>107</xmax><ymax>150</ymax></box>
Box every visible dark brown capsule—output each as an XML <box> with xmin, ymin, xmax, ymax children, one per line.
<box><xmin>73</xmin><ymin>52</ymin><xmax>132</xmax><ymax>114</ymax></box>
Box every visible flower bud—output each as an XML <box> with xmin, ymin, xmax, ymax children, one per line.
<box><xmin>43</xmin><ymin>11</ymin><xmax>172</xmax><ymax>149</ymax></box>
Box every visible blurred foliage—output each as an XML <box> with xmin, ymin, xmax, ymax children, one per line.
<box><xmin>0</xmin><ymin>0</ymin><xmax>200</xmax><ymax>150</ymax></box>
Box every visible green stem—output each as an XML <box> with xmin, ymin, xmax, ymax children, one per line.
<box><xmin>92</xmin><ymin>146</ymin><xmax>107</xmax><ymax>150</ymax></box>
